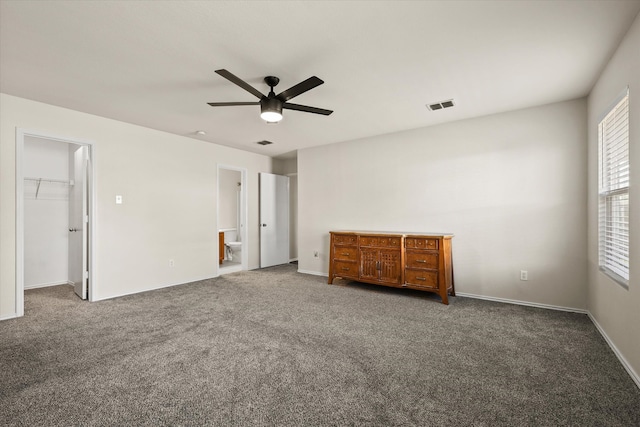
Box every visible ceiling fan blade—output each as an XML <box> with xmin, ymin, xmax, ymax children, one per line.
<box><xmin>215</xmin><ymin>69</ymin><xmax>264</xmax><ymax>99</ymax></box>
<box><xmin>207</xmin><ymin>102</ymin><xmax>259</xmax><ymax>107</ymax></box>
<box><xmin>276</xmin><ymin>76</ymin><xmax>324</xmax><ymax>102</ymax></box>
<box><xmin>283</xmin><ymin>102</ymin><xmax>333</xmax><ymax>116</ymax></box>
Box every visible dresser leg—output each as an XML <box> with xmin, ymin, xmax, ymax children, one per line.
<box><xmin>449</xmin><ymin>261</ymin><xmax>456</xmax><ymax>296</ymax></box>
<box><xmin>441</xmin><ymin>290</ymin><xmax>449</xmax><ymax>305</ymax></box>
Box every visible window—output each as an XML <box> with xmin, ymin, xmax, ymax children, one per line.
<box><xmin>598</xmin><ymin>89</ymin><xmax>630</xmax><ymax>288</ymax></box>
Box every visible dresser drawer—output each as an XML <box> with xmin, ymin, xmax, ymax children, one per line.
<box><xmin>405</xmin><ymin>269</ymin><xmax>438</xmax><ymax>289</ymax></box>
<box><xmin>405</xmin><ymin>238</ymin><xmax>438</xmax><ymax>250</ymax></box>
<box><xmin>333</xmin><ymin>261</ymin><xmax>358</xmax><ymax>279</ymax></box>
<box><xmin>334</xmin><ymin>246</ymin><xmax>357</xmax><ymax>262</ymax></box>
<box><xmin>405</xmin><ymin>251</ymin><xmax>438</xmax><ymax>269</ymax></box>
<box><xmin>333</xmin><ymin>233</ymin><xmax>358</xmax><ymax>246</ymax></box>
<box><xmin>360</xmin><ymin>236</ymin><xmax>401</xmax><ymax>248</ymax></box>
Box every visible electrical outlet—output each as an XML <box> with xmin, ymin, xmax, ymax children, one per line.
<box><xmin>169</xmin><ymin>259</ymin><xmax>175</xmax><ymax>267</ymax></box>
<box><xmin>314</xmin><ymin>251</ymin><xmax>319</xmax><ymax>258</ymax></box>
<box><xmin>520</xmin><ymin>270</ymin><xmax>528</xmax><ymax>281</ymax></box>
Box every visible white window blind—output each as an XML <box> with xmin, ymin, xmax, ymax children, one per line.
<box><xmin>598</xmin><ymin>90</ymin><xmax>629</xmax><ymax>287</ymax></box>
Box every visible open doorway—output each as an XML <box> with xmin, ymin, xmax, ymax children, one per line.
<box><xmin>16</xmin><ymin>129</ymin><xmax>95</xmax><ymax>317</ymax></box>
<box><xmin>217</xmin><ymin>164</ymin><xmax>248</xmax><ymax>275</ymax></box>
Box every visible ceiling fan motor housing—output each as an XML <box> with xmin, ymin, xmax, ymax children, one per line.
<box><xmin>260</xmin><ymin>97</ymin><xmax>283</xmax><ymax>121</ymax></box>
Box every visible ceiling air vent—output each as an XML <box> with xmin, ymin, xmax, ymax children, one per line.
<box><xmin>257</xmin><ymin>140</ymin><xmax>273</xmax><ymax>146</ymax></box>
<box><xmin>427</xmin><ymin>99</ymin><xmax>455</xmax><ymax>111</ymax></box>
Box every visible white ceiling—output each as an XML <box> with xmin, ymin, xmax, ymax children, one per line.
<box><xmin>1</xmin><ymin>1</ymin><xmax>639</xmax><ymax>159</ymax></box>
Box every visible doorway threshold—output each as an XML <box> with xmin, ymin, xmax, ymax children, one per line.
<box><xmin>219</xmin><ymin>264</ymin><xmax>242</xmax><ymax>276</ymax></box>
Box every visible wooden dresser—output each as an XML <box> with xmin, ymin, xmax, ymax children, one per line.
<box><xmin>328</xmin><ymin>231</ymin><xmax>454</xmax><ymax>304</ymax></box>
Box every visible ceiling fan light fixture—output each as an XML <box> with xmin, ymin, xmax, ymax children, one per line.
<box><xmin>260</xmin><ymin>98</ymin><xmax>283</xmax><ymax>123</ymax></box>
<box><xmin>261</xmin><ymin>111</ymin><xmax>282</xmax><ymax>123</ymax></box>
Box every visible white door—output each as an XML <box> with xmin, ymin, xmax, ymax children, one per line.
<box><xmin>260</xmin><ymin>173</ymin><xmax>290</xmax><ymax>268</ymax></box>
<box><xmin>69</xmin><ymin>146</ymin><xmax>89</xmax><ymax>299</ymax></box>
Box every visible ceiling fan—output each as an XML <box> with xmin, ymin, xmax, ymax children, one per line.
<box><xmin>208</xmin><ymin>69</ymin><xmax>333</xmax><ymax>123</ymax></box>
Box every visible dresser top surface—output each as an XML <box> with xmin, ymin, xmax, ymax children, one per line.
<box><xmin>331</xmin><ymin>230</ymin><xmax>454</xmax><ymax>237</ymax></box>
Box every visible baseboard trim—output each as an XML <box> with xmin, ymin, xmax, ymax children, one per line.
<box><xmin>588</xmin><ymin>312</ymin><xmax>640</xmax><ymax>389</ymax></box>
<box><xmin>92</xmin><ymin>275</ymin><xmax>216</xmax><ymax>302</ymax></box>
<box><xmin>24</xmin><ymin>281</ymin><xmax>71</xmax><ymax>290</ymax></box>
<box><xmin>454</xmin><ymin>292</ymin><xmax>588</xmax><ymax>314</ymax></box>
<box><xmin>0</xmin><ymin>313</ymin><xmax>18</xmax><ymax>321</ymax></box>
<box><xmin>297</xmin><ymin>269</ymin><xmax>328</xmax><ymax>277</ymax></box>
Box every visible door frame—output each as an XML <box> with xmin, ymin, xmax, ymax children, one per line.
<box><xmin>216</xmin><ymin>164</ymin><xmax>248</xmax><ymax>274</ymax></box>
<box><xmin>15</xmin><ymin>128</ymin><xmax>97</xmax><ymax>316</ymax></box>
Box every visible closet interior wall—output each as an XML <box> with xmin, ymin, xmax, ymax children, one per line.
<box><xmin>23</xmin><ymin>137</ymin><xmax>74</xmax><ymax>288</ymax></box>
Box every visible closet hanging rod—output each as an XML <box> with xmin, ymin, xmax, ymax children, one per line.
<box><xmin>25</xmin><ymin>177</ymin><xmax>74</xmax><ymax>199</ymax></box>
<box><xmin>24</xmin><ymin>177</ymin><xmax>73</xmax><ymax>185</ymax></box>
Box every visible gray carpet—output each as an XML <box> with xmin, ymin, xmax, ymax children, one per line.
<box><xmin>1</xmin><ymin>264</ymin><xmax>639</xmax><ymax>426</ymax></box>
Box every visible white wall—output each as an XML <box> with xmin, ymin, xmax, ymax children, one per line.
<box><xmin>299</xmin><ymin>98</ymin><xmax>588</xmax><ymax>310</ymax></box>
<box><xmin>587</xmin><ymin>12</ymin><xmax>640</xmax><ymax>384</ymax></box>
<box><xmin>23</xmin><ymin>137</ymin><xmax>71</xmax><ymax>288</ymax></box>
<box><xmin>0</xmin><ymin>94</ymin><xmax>272</xmax><ymax>318</ymax></box>
<box><xmin>218</xmin><ymin>168</ymin><xmax>240</xmax><ymax>231</ymax></box>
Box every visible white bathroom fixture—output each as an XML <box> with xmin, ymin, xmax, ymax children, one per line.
<box><xmin>223</xmin><ymin>229</ymin><xmax>242</xmax><ymax>262</ymax></box>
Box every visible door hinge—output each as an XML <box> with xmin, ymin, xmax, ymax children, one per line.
<box><xmin>84</xmin><ymin>271</ymin><xmax>89</xmax><ymax>279</ymax></box>
<box><xmin>84</xmin><ymin>215</ymin><xmax>89</xmax><ymax>223</ymax></box>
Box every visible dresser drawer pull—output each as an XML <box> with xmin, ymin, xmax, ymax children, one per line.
<box><xmin>416</xmin><ymin>277</ymin><xmax>427</xmax><ymax>281</ymax></box>
<box><xmin>342</xmin><ymin>267</ymin><xmax>351</xmax><ymax>271</ymax></box>
<box><xmin>416</xmin><ymin>259</ymin><xmax>427</xmax><ymax>263</ymax></box>
<box><xmin>341</xmin><ymin>252</ymin><xmax>350</xmax><ymax>256</ymax></box>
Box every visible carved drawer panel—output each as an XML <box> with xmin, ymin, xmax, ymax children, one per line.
<box><xmin>334</xmin><ymin>234</ymin><xmax>358</xmax><ymax>245</ymax></box>
<box><xmin>360</xmin><ymin>236</ymin><xmax>401</xmax><ymax>248</ymax></box>
<box><xmin>379</xmin><ymin>250</ymin><xmax>402</xmax><ymax>284</ymax></box>
<box><xmin>405</xmin><ymin>251</ymin><xmax>438</xmax><ymax>269</ymax></box>
<box><xmin>334</xmin><ymin>246</ymin><xmax>357</xmax><ymax>262</ymax></box>
<box><xmin>405</xmin><ymin>238</ymin><xmax>438</xmax><ymax>250</ymax></box>
<box><xmin>333</xmin><ymin>261</ymin><xmax>358</xmax><ymax>279</ymax></box>
<box><xmin>359</xmin><ymin>249</ymin><xmax>379</xmax><ymax>280</ymax></box>
<box><xmin>405</xmin><ymin>269</ymin><xmax>439</xmax><ymax>289</ymax></box>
